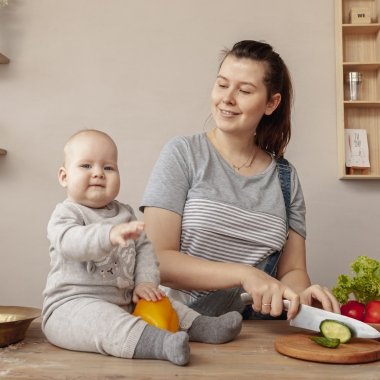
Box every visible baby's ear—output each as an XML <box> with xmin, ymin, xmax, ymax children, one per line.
<box><xmin>58</xmin><ymin>167</ymin><xmax>68</xmax><ymax>187</ymax></box>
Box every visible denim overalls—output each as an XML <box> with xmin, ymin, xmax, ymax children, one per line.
<box><xmin>188</xmin><ymin>157</ymin><xmax>291</xmax><ymax>319</ymax></box>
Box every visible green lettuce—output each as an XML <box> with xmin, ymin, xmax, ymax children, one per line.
<box><xmin>332</xmin><ymin>255</ymin><xmax>380</xmax><ymax>304</ymax></box>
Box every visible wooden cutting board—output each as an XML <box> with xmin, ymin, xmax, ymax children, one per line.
<box><xmin>275</xmin><ymin>333</ymin><xmax>380</xmax><ymax>364</ymax></box>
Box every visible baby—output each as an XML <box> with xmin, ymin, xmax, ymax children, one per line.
<box><xmin>42</xmin><ymin>129</ymin><xmax>242</xmax><ymax>366</ymax></box>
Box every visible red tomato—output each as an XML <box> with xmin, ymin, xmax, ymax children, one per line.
<box><xmin>364</xmin><ymin>300</ymin><xmax>380</xmax><ymax>323</ymax></box>
<box><xmin>340</xmin><ymin>300</ymin><xmax>365</xmax><ymax>321</ymax></box>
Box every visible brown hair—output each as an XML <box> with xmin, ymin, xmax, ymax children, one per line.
<box><xmin>221</xmin><ymin>40</ymin><xmax>293</xmax><ymax>158</ymax></box>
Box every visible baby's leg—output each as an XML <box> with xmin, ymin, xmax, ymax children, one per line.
<box><xmin>170</xmin><ymin>299</ymin><xmax>242</xmax><ymax>344</ymax></box>
<box><xmin>188</xmin><ymin>312</ymin><xmax>243</xmax><ymax>344</ymax></box>
<box><xmin>43</xmin><ymin>298</ymin><xmax>146</xmax><ymax>358</ymax></box>
<box><xmin>43</xmin><ymin>297</ymin><xmax>190</xmax><ymax>365</ymax></box>
<box><xmin>133</xmin><ymin>324</ymin><xmax>190</xmax><ymax>366</ymax></box>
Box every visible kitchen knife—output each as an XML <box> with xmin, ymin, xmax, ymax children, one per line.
<box><xmin>240</xmin><ymin>292</ymin><xmax>380</xmax><ymax>339</ymax></box>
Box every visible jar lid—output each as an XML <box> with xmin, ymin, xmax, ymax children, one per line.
<box><xmin>345</xmin><ymin>72</ymin><xmax>362</xmax><ymax>81</ymax></box>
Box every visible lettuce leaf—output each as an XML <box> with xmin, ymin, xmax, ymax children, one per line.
<box><xmin>332</xmin><ymin>255</ymin><xmax>380</xmax><ymax>304</ymax></box>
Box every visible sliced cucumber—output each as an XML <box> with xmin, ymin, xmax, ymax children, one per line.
<box><xmin>310</xmin><ymin>336</ymin><xmax>340</xmax><ymax>348</ymax></box>
<box><xmin>319</xmin><ymin>319</ymin><xmax>352</xmax><ymax>343</ymax></box>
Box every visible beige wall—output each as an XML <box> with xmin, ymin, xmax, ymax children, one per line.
<box><xmin>1</xmin><ymin>0</ymin><xmax>379</xmax><ymax>308</ymax></box>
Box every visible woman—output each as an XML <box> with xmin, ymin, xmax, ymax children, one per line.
<box><xmin>140</xmin><ymin>40</ymin><xmax>340</xmax><ymax>320</ymax></box>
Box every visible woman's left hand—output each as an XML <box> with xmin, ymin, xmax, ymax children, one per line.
<box><xmin>299</xmin><ymin>284</ymin><xmax>341</xmax><ymax>313</ymax></box>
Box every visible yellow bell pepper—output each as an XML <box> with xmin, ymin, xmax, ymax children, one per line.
<box><xmin>132</xmin><ymin>296</ymin><xmax>179</xmax><ymax>333</ymax></box>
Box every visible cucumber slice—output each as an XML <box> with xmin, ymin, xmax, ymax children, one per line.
<box><xmin>310</xmin><ymin>336</ymin><xmax>340</xmax><ymax>348</ymax></box>
<box><xmin>319</xmin><ymin>319</ymin><xmax>352</xmax><ymax>343</ymax></box>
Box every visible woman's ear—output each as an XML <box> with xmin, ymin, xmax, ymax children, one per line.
<box><xmin>265</xmin><ymin>93</ymin><xmax>281</xmax><ymax>115</ymax></box>
<box><xmin>58</xmin><ymin>167</ymin><xmax>68</xmax><ymax>188</ymax></box>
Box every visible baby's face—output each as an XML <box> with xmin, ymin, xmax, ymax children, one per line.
<box><xmin>59</xmin><ymin>132</ymin><xmax>120</xmax><ymax>208</ymax></box>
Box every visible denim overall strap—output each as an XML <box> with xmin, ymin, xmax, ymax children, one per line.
<box><xmin>276</xmin><ymin>156</ymin><xmax>291</xmax><ymax>231</ymax></box>
<box><xmin>260</xmin><ymin>157</ymin><xmax>291</xmax><ymax>278</ymax></box>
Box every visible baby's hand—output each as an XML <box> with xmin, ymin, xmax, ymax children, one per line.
<box><xmin>133</xmin><ymin>282</ymin><xmax>166</xmax><ymax>303</ymax></box>
<box><xmin>110</xmin><ymin>221</ymin><xmax>145</xmax><ymax>247</ymax></box>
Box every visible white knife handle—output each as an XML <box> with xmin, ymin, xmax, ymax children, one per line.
<box><xmin>240</xmin><ymin>292</ymin><xmax>290</xmax><ymax>310</ymax></box>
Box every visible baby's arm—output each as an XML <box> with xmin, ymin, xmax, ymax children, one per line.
<box><xmin>48</xmin><ymin>203</ymin><xmax>117</xmax><ymax>261</ymax></box>
<box><xmin>109</xmin><ymin>221</ymin><xmax>145</xmax><ymax>247</ymax></box>
<box><xmin>110</xmin><ymin>220</ymin><xmax>164</xmax><ymax>303</ymax></box>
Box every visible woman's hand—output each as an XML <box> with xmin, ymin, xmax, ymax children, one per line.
<box><xmin>133</xmin><ymin>282</ymin><xmax>166</xmax><ymax>303</ymax></box>
<box><xmin>241</xmin><ymin>266</ymin><xmax>300</xmax><ymax>320</ymax></box>
<box><xmin>299</xmin><ymin>285</ymin><xmax>341</xmax><ymax>313</ymax></box>
<box><xmin>275</xmin><ymin>230</ymin><xmax>341</xmax><ymax>316</ymax></box>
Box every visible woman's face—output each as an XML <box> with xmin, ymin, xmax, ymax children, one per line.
<box><xmin>211</xmin><ymin>55</ymin><xmax>280</xmax><ymax>136</ymax></box>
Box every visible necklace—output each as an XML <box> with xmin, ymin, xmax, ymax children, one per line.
<box><xmin>211</xmin><ymin>129</ymin><xmax>258</xmax><ymax>172</ymax></box>
<box><xmin>231</xmin><ymin>149</ymin><xmax>258</xmax><ymax>171</ymax></box>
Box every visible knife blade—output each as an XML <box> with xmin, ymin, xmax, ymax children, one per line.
<box><xmin>240</xmin><ymin>292</ymin><xmax>380</xmax><ymax>339</ymax></box>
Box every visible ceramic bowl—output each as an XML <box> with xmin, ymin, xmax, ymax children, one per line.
<box><xmin>0</xmin><ymin>306</ymin><xmax>41</xmax><ymax>347</ymax></box>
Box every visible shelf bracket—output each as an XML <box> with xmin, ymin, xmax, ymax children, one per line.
<box><xmin>0</xmin><ymin>53</ymin><xmax>10</xmax><ymax>64</ymax></box>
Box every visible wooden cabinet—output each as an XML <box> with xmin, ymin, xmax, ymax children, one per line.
<box><xmin>335</xmin><ymin>0</ymin><xmax>380</xmax><ymax>179</ymax></box>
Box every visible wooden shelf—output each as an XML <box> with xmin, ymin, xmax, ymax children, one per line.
<box><xmin>342</xmin><ymin>23</ymin><xmax>380</xmax><ymax>33</ymax></box>
<box><xmin>336</xmin><ymin>0</ymin><xmax>380</xmax><ymax>179</ymax></box>
<box><xmin>343</xmin><ymin>62</ymin><xmax>380</xmax><ymax>71</ymax></box>
<box><xmin>0</xmin><ymin>53</ymin><xmax>9</xmax><ymax>64</ymax></box>
<box><xmin>0</xmin><ymin>149</ymin><xmax>7</xmax><ymax>156</ymax></box>
<box><xmin>344</xmin><ymin>100</ymin><xmax>380</xmax><ymax>108</ymax></box>
<box><xmin>340</xmin><ymin>174</ymin><xmax>380</xmax><ymax>179</ymax></box>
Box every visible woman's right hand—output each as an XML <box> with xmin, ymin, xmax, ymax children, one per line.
<box><xmin>240</xmin><ymin>266</ymin><xmax>300</xmax><ymax>320</ymax></box>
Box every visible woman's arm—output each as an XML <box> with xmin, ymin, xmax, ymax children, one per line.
<box><xmin>144</xmin><ymin>206</ymin><xmax>246</xmax><ymax>290</ymax></box>
<box><xmin>277</xmin><ymin>229</ymin><xmax>340</xmax><ymax>313</ymax></box>
<box><xmin>143</xmin><ymin>206</ymin><xmax>300</xmax><ymax>318</ymax></box>
<box><xmin>276</xmin><ymin>229</ymin><xmax>310</xmax><ymax>292</ymax></box>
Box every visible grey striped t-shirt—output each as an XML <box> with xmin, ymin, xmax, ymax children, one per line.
<box><xmin>140</xmin><ymin>133</ymin><xmax>306</xmax><ymax>304</ymax></box>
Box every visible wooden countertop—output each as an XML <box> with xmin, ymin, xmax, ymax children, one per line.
<box><xmin>0</xmin><ymin>319</ymin><xmax>379</xmax><ymax>379</ymax></box>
